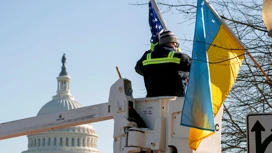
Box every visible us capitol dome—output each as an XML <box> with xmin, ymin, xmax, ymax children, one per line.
<box><xmin>22</xmin><ymin>54</ymin><xmax>100</xmax><ymax>153</ymax></box>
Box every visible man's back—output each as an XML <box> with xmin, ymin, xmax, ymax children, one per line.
<box><xmin>135</xmin><ymin>44</ymin><xmax>191</xmax><ymax>97</ymax></box>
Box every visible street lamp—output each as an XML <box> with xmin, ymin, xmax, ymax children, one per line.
<box><xmin>262</xmin><ymin>0</ymin><xmax>272</xmax><ymax>37</ymax></box>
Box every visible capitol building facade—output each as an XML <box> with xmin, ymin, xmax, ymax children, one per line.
<box><xmin>22</xmin><ymin>55</ymin><xmax>100</xmax><ymax>153</ymax></box>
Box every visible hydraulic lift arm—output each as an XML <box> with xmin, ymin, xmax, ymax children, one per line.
<box><xmin>0</xmin><ymin>102</ymin><xmax>112</xmax><ymax>140</ymax></box>
<box><xmin>0</xmin><ymin>78</ymin><xmax>223</xmax><ymax>153</ymax></box>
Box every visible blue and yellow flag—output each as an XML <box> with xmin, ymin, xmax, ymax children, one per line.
<box><xmin>180</xmin><ymin>0</ymin><xmax>245</xmax><ymax>150</ymax></box>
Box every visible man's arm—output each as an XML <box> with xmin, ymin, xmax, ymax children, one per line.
<box><xmin>176</xmin><ymin>53</ymin><xmax>191</xmax><ymax>72</ymax></box>
<box><xmin>135</xmin><ymin>51</ymin><xmax>151</xmax><ymax>76</ymax></box>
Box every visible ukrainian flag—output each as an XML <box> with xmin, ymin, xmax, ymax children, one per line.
<box><xmin>180</xmin><ymin>0</ymin><xmax>245</xmax><ymax>150</ymax></box>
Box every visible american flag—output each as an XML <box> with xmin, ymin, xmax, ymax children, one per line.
<box><xmin>149</xmin><ymin>0</ymin><xmax>165</xmax><ymax>44</ymax></box>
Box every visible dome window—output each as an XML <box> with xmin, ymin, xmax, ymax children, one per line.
<box><xmin>66</xmin><ymin>137</ymin><xmax>69</xmax><ymax>146</ymax></box>
<box><xmin>42</xmin><ymin>138</ymin><xmax>45</xmax><ymax>146</ymax></box>
<box><xmin>71</xmin><ymin>138</ymin><xmax>75</xmax><ymax>146</ymax></box>
<box><xmin>60</xmin><ymin>137</ymin><xmax>63</xmax><ymax>146</ymax></box>
<box><xmin>77</xmin><ymin>138</ymin><xmax>80</xmax><ymax>146</ymax></box>
<box><xmin>54</xmin><ymin>137</ymin><xmax>57</xmax><ymax>146</ymax></box>
<box><xmin>48</xmin><ymin>137</ymin><xmax>51</xmax><ymax>146</ymax></box>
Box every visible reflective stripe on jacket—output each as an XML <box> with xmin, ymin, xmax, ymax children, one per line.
<box><xmin>142</xmin><ymin>51</ymin><xmax>180</xmax><ymax>66</ymax></box>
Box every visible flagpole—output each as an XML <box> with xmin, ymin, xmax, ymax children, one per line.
<box><xmin>204</xmin><ymin>0</ymin><xmax>272</xmax><ymax>84</ymax></box>
<box><xmin>150</xmin><ymin>0</ymin><xmax>168</xmax><ymax>30</ymax></box>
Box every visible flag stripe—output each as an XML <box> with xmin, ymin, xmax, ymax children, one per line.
<box><xmin>209</xmin><ymin>24</ymin><xmax>244</xmax><ymax>114</ymax></box>
<box><xmin>189</xmin><ymin>129</ymin><xmax>213</xmax><ymax>150</ymax></box>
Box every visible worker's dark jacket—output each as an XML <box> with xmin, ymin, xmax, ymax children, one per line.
<box><xmin>135</xmin><ymin>45</ymin><xmax>191</xmax><ymax>97</ymax></box>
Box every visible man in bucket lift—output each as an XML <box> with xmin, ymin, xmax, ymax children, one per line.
<box><xmin>135</xmin><ymin>30</ymin><xmax>191</xmax><ymax>97</ymax></box>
